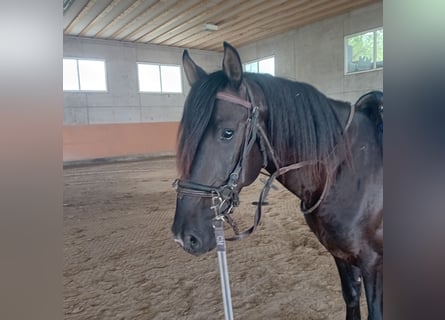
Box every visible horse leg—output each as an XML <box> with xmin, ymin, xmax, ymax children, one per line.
<box><xmin>360</xmin><ymin>256</ymin><xmax>383</xmax><ymax>320</ymax></box>
<box><xmin>334</xmin><ymin>257</ymin><xmax>362</xmax><ymax>320</ymax></box>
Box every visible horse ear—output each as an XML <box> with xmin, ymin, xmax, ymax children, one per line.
<box><xmin>182</xmin><ymin>50</ymin><xmax>207</xmax><ymax>86</ymax></box>
<box><xmin>222</xmin><ymin>42</ymin><xmax>243</xmax><ymax>88</ymax></box>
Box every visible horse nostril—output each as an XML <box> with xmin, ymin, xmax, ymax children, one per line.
<box><xmin>184</xmin><ymin>233</ymin><xmax>201</xmax><ymax>251</ymax></box>
<box><xmin>190</xmin><ymin>235</ymin><xmax>197</xmax><ymax>246</ymax></box>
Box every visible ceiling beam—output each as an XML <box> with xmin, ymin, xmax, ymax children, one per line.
<box><xmin>170</xmin><ymin>0</ymin><xmax>289</xmax><ymax>48</ymax></box>
<box><xmin>124</xmin><ymin>0</ymin><xmax>201</xmax><ymax>42</ymax></box>
<box><xmin>204</xmin><ymin>0</ymin><xmax>375</xmax><ymax>51</ymax></box>
<box><xmin>183</xmin><ymin>0</ymin><xmax>334</xmax><ymax>50</ymax></box>
<box><xmin>138</xmin><ymin>0</ymin><xmax>227</xmax><ymax>44</ymax></box>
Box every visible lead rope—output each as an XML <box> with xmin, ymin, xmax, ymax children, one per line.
<box><xmin>212</xmin><ymin>195</ymin><xmax>234</xmax><ymax>320</ymax></box>
<box><xmin>215</xmin><ymin>220</ymin><xmax>234</xmax><ymax>320</ymax></box>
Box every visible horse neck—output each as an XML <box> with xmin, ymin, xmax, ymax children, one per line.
<box><xmin>261</xmin><ymin>97</ymin><xmax>353</xmax><ymax>208</ymax></box>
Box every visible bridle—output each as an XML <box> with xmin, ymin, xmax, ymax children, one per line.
<box><xmin>174</xmin><ymin>85</ymin><xmax>264</xmax><ymax>240</ymax></box>
<box><xmin>173</xmin><ymin>82</ymin><xmax>355</xmax><ymax>241</ymax></box>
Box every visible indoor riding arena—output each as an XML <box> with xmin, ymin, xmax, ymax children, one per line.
<box><xmin>63</xmin><ymin>1</ymin><xmax>383</xmax><ymax>319</ymax></box>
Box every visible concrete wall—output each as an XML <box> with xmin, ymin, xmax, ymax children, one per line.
<box><xmin>63</xmin><ymin>37</ymin><xmax>221</xmax><ymax>161</ymax></box>
<box><xmin>237</xmin><ymin>2</ymin><xmax>383</xmax><ymax>103</ymax></box>
<box><xmin>63</xmin><ymin>36</ymin><xmax>221</xmax><ymax>125</ymax></box>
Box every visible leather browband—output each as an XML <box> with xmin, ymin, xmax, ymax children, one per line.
<box><xmin>216</xmin><ymin>92</ymin><xmax>252</xmax><ymax>109</ymax></box>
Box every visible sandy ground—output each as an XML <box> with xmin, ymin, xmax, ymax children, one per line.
<box><xmin>64</xmin><ymin>157</ymin><xmax>366</xmax><ymax>320</ymax></box>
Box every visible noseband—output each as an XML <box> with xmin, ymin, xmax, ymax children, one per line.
<box><xmin>174</xmin><ymin>83</ymin><xmax>355</xmax><ymax>241</ymax></box>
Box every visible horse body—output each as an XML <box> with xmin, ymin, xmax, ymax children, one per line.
<box><xmin>172</xmin><ymin>42</ymin><xmax>383</xmax><ymax>320</ymax></box>
<box><xmin>302</xmin><ymin>109</ymin><xmax>383</xmax><ymax>261</ymax></box>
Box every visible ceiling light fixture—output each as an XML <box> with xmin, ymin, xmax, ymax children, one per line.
<box><xmin>204</xmin><ymin>23</ymin><xmax>219</xmax><ymax>32</ymax></box>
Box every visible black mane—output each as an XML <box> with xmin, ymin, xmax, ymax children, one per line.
<box><xmin>177</xmin><ymin>71</ymin><xmax>349</xmax><ymax>180</ymax></box>
<box><xmin>246</xmin><ymin>73</ymin><xmax>347</xmax><ymax>166</ymax></box>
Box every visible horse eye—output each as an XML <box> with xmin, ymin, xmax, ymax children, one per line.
<box><xmin>221</xmin><ymin>129</ymin><xmax>234</xmax><ymax>140</ymax></box>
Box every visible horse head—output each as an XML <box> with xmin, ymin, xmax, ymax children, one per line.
<box><xmin>171</xmin><ymin>42</ymin><xmax>266</xmax><ymax>255</ymax></box>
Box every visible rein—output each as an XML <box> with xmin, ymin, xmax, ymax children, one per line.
<box><xmin>174</xmin><ymin>83</ymin><xmax>355</xmax><ymax>241</ymax></box>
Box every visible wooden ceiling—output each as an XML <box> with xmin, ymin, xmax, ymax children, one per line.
<box><xmin>63</xmin><ymin>0</ymin><xmax>381</xmax><ymax>52</ymax></box>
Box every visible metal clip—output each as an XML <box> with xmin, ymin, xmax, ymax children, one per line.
<box><xmin>228</xmin><ymin>173</ymin><xmax>238</xmax><ymax>187</ymax></box>
<box><xmin>211</xmin><ymin>195</ymin><xmax>222</xmax><ymax>210</ymax></box>
<box><xmin>252</xmin><ymin>106</ymin><xmax>259</xmax><ymax>118</ymax></box>
<box><xmin>172</xmin><ymin>179</ymin><xmax>179</xmax><ymax>190</ymax></box>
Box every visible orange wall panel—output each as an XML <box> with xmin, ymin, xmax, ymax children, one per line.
<box><xmin>63</xmin><ymin>122</ymin><xmax>179</xmax><ymax>161</ymax></box>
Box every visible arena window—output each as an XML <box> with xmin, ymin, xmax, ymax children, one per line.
<box><xmin>244</xmin><ymin>56</ymin><xmax>275</xmax><ymax>76</ymax></box>
<box><xmin>63</xmin><ymin>58</ymin><xmax>107</xmax><ymax>91</ymax></box>
<box><xmin>138</xmin><ymin>63</ymin><xmax>182</xmax><ymax>93</ymax></box>
<box><xmin>345</xmin><ymin>28</ymin><xmax>383</xmax><ymax>74</ymax></box>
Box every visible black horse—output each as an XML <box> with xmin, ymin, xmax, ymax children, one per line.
<box><xmin>172</xmin><ymin>42</ymin><xmax>383</xmax><ymax>320</ymax></box>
